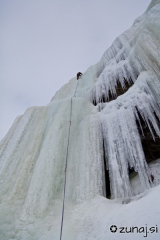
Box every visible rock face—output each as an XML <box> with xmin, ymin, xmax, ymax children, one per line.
<box><xmin>137</xmin><ymin>115</ymin><xmax>160</xmax><ymax>163</ymax></box>
<box><xmin>0</xmin><ymin>0</ymin><xmax>160</xmax><ymax>239</ymax></box>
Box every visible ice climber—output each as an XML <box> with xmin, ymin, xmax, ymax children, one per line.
<box><xmin>77</xmin><ymin>72</ymin><xmax>82</xmax><ymax>80</ymax></box>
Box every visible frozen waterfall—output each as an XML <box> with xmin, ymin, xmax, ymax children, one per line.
<box><xmin>0</xmin><ymin>0</ymin><xmax>160</xmax><ymax>239</ymax></box>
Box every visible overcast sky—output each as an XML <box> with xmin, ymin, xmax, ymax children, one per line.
<box><xmin>0</xmin><ymin>0</ymin><xmax>151</xmax><ymax>140</ymax></box>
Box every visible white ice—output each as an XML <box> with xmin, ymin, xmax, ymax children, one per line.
<box><xmin>0</xmin><ymin>0</ymin><xmax>160</xmax><ymax>239</ymax></box>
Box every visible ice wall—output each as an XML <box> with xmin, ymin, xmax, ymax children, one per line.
<box><xmin>0</xmin><ymin>97</ymin><xmax>105</xmax><ymax>239</ymax></box>
<box><xmin>0</xmin><ymin>0</ymin><xmax>160</xmax><ymax>239</ymax></box>
<box><xmin>51</xmin><ymin>0</ymin><xmax>160</xmax><ymax>199</ymax></box>
<box><xmin>100</xmin><ymin>72</ymin><xmax>160</xmax><ymax>198</ymax></box>
<box><xmin>88</xmin><ymin>1</ymin><xmax>160</xmax><ymax>198</ymax></box>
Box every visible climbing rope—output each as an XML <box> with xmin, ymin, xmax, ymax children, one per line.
<box><xmin>60</xmin><ymin>79</ymin><xmax>80</xmax><ymax>240</ymax></box>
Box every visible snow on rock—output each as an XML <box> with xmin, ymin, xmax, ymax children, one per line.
<box><xmin>0</xmin><ymin>0</ymin><xmax>160</xmax><ymax>239</ymax></box>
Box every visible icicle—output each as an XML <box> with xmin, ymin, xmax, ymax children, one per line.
<box><xmin>100</xmin><ymin>70</ymin><xmax>160</xmax><ymax>198</ymax></box>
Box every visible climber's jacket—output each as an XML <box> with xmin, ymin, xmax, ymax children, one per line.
<box><xmin>77</xmin><ymin>72</ymin><xmax>82</xmax><ymax>80</ymax></box>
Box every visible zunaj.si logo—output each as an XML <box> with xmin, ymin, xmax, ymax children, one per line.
<box><xmin>110</xmin><ymin>225</ymin><xmax>158</xmax><ymax>238</ymax></box>
<box><xmin>110</xmin><ymin>225</ymin><xmax>118</xmax><ymax>233</ymax></box>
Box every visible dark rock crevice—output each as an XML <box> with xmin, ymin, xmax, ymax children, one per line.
<box><xmin>92</xmin><ymin>77</ymin><xmax>134</xmax><ymax>106</ymax></box>
<box><xmin>136</xmin><ymin>110</ymin><xmax>160</xmax><ymax>163</ymax></box>
<box><xmin>103</xmin><ymin>139</ymin><xmax>111</xmax><ymax>199</ymax></box>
